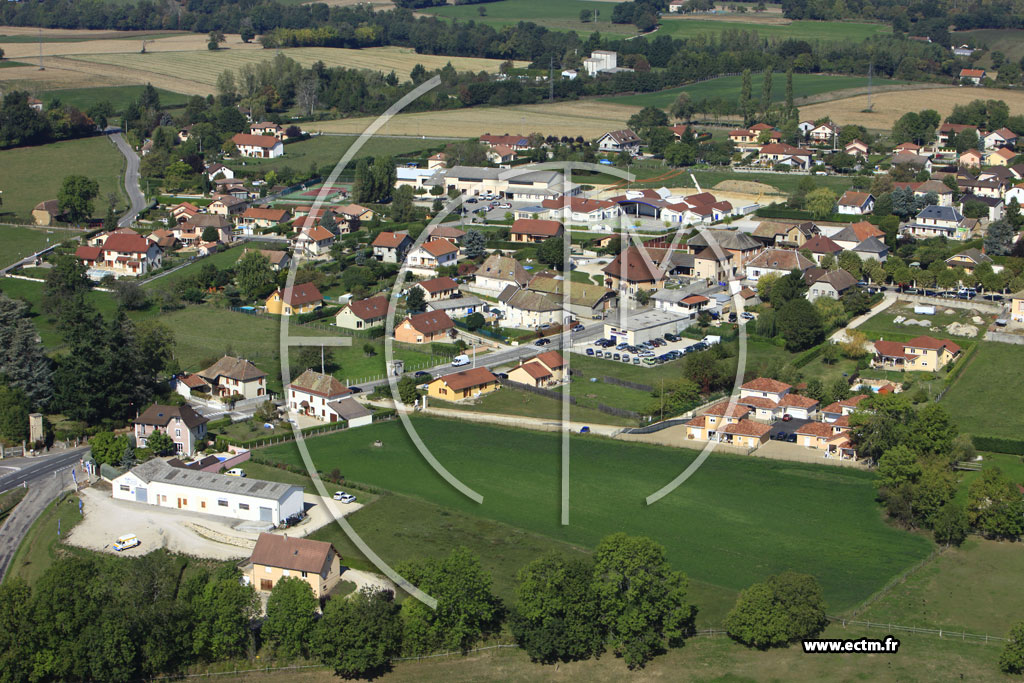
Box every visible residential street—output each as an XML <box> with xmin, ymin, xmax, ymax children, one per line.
<box><xmin>108</xmin><ymin>130</ymin><xmax>146</xmax><ymax>228</ymax></box>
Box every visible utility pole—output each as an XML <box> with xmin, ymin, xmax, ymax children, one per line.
<box><xmin>38</xmin><ymin>28</ymin><xmax>44</xmax><ymax>71</ymax></box>
<box><xmin>549</xmin><ymin>56</ymin><xmax>554</xmax><ymax>102</ymax></box>
<box><xmin>867</xmin><ymin>57</ymin><xmax>874</xmax><ymax>112</ymax></box>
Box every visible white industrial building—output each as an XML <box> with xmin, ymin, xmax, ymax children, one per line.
<box><xmin>603</xmin><ymin>310</ymin><xmax>688</xmax><ymax>345</ymax></box>
<box><xmin>112</xmin><ymin>459</ymin><xmax>304</xmax><ymax>525</ymax></box>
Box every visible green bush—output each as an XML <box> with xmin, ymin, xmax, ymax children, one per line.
<box><xmin>793</xmin><ymin>343</ymin><xmax>826</xmax><ymax>369</ymax></box>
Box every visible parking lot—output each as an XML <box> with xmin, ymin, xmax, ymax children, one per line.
<box><xmin>768</xmin><ymin>417</ymin><xmax>809</xmax><ymax>442</ymax></box>
<box><xmin>574</xmin><ymin>333</ymin><xmax>721</xmax><ymax>368</ymax></box>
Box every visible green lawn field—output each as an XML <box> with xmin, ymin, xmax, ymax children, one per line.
<box><xmin>0</xmin><ymin>277</ymin><xmax>124</xmax><ymax>348</ymax></box>
<box><xmin>257</xmin><ymin>417</ymin><xmax>932</xmax><ymax>615</ymax></box>
<box><xmin>602</xmin><ymin>74</ymin><xmax>908</xmax><ymax>109</ymax></box>
<box><xmin>226</xmin><ymin>135</ymin><xmax>445</xmax><ymax>175</ymax></box>
<box><xmin>0</xmin><ymin>136</ymin><xmax>126</xmax><ymax>221</ymax></box>
<box><xmin>438</xmin><ymin>384</ymin><xmax>639</xmax><ymax>426</ymax></box>
<box><xmin>942</xmin><ymin>342</ymin><xmax>1024</xmax><ymax>439</ymax></box>
<box><xmin>657</xmin><ymin>17</ymin><xmax>890</xmax><ymax>42</ymax></box>
<box><xmin>860</xmin><ymin>537</ymin><xmax>1024</xmax><ymax>637</ymax></box>
<box><xmin>421</xmin><ymin>0</ymin><xmax>624</xmax><ymax>34</ymax></box>
<box><xmin>40</xmin><ymin>85</ymin><xmax>188</xmax><ymax>114</ymax></box>
<box><xmin>0</xmin><ymin>225</ymin><xmax>82</xmax><ymax>268</ymax></box>
<box><xmin>952</xmin><ymin>29</ymin><xmax>1024</xmax><ymax>69</ymax></box>
<box><xmin>5</xmin><ymin>492</ymin><xmax>86</xmax><ymax>585</ymax></box>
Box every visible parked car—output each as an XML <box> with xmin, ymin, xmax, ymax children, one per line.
<box><xmin>466</xmin><ymin>197</ymin><xmax>477</xmax><ymax>204</ymax></box>
<box><xmin>616</xmin><ymin>343</ymin><xmax>629</xmax><ymax>350</ymax></box>
<box><xmin>414</xmin><ymin>371</ymin><xmax>431</xmax><ymax>378</ymax></box>
<box><xmin>781</xmin><ymin>414</ymin><xmax>792</xmax><ymax>422</ymax></box>
<box><xmin>664</xmin><ymin>333</ymin><xmax>678</xmax><ymax>342</ymax></box>
<box><xmin>740</xmin><ymin>312</ymin><xmax>754</xmax><ymax>319</ymax></box>
<box><xmin>613</xmin><ymin>353</ymin><xmax>621</xmax><ymax>361</ymax></box>
<box><xmin>579</xmin><ymin>426</ymin><xmax>591</xmax><ymax>434</ymax></box>
<box><xmin>535</xmin><ymin>338</ymin><xmax>552</xmax><ymax>346</ymax></box>
<box><xmin>586</xmin><ymin>348</ymin><xmax>595</xmax><ymax>356</ymax></box>
<box><xmin>348</xmin><ymin>386</ymin><xmax>362</xmax><ymax>393</ymax></box>
<box><xmin>226</xmin><ymin>468</ymin><xmax>246</xmax><ymax>477</ymax></box>
<box><xmin>621</xmin><ymin>355</ymin><xmax>630</xmax><ymax>363</ymax></box>
<box><xmin>497</xmin><ymin>203</ymin><xmax>512</xmax><ymax>209</ymax></box>
<box><xmin>113</xmin><ymin>534</ymin><xmax>140</xmax><ymax>552</ymax></box>
<box><xmin>333</xmin><ymin>491</ymin><xmax>357</xmax><ymax>504</ymax></box>
<box><xmin>786</xmin><ymin>433</ymin><xmax>798</xmax><ymax>443</ymax></box>
<box><xmin>495</xmin><ymin>372</ymin><xmax>509</xmax><ymax>379</ymax></box>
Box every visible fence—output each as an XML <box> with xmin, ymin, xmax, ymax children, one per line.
<box><xmin>828</xmin><ymin>616</ymin><xmax>1006</xmax><ymax>644</ymax></box>
<box><xmin>600</xmin><ymin>375</ymin><xmax>653</xmax><ymax>392</ymax></box>
<box><xmin>985</xmin><ymin>330</ymin><xmax>1024</xmax><ymax>345</ymax></box>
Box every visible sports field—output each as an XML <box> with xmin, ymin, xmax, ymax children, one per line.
<box><xmin>0</xmin><ymin>136</ymin><xmax>125</xmax><ymax>221</ymax></box>
<box><xmin>602</xmin><ymin>73</ymin><xmax>908</xmax><ymax>109</ymax></box>
<box><xmin>258</xmin><ymin>417</ymin><xmax>932</xmax><ymax>613</ymax></box>
<box><xmin>942</xmin><ymin>342</ymin><xmax>1024</xmax><ymax>440</ymax></box>
<box><xmin>314</xmin><ymin>100</ymin><xmax>640</xmax><ymax>138</ymax></box>
<box><xmin>801</xmin><ymin>86</ymin><xmax>1024</xmax><ymax>130</ymax></box>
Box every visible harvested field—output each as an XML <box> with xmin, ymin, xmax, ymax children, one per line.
<box><xmin>801</xmin><ymin>86</ymin><xmax>1024</xmax><ymax>130</ymax></box>
<box><xmin>0</xmin><ymin>32</ymin><xmax>239</xmax><ymax>59</ymax></box>
<box><xmin>0</xmin><ymin>62</ymin><xmax>122</xmax><ymax>92</ymax></box>
<box><xmin>312</xmin><ymin>101</ymin><xmax>640</xmax><ymax>138</ymax></box>
<box><xmin>711</xmin><ymin>179</ymin><xmax>782</xmax><ymax>196</ymax></box>
<box><xmin>63</xmin><ymin>47</ymin><xmax>524</xmax><ymax>95</ymax></box>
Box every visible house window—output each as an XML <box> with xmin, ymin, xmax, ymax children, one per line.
<box><xmin>239</xmin><ymin>503</ymin><xmax>250</xmax><ymax>510</ymax></box>
<box><xmin>265</xmin><ymin>565</ymin><xmax>272</xmax><ymax>574</ymax></box>
<box><xmin>120</xmin><ymin>485</ymin><xmax>130</xmax><ymax>491</ymax></box>
<box><xmin>218</xmin><ymin>499</ymin><xmax>228</xmax><ymax>507</ymax></box>
<box><xmin>301</xmin><ymin>571</ymin><xmax>308</xmax><ymax>578</ymax></box>
<box><xmin>283</xmin><ymin>569</ymin><xmax>290</xmax><ymax>577</ymax></box>
<box><xmin>175</xmin><ymin>429</ymin><xmax>181</xmax><ymax>437</ymax></box>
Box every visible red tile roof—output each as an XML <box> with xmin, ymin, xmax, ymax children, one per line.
<box><xmin>416</xmin><ymin>276</ymin><xmax>459</xmax><ymax>294</ymax></box>
<box><xmin>289</xmin><ymin>369</ymin><xmax>350</xmax><ymax>397</ymax></box>
<box><xmin>534</xmin><ymin>350</ymin><xmax>566</xmax><ymax>369</ymax></box>
<box><xmin>231</xmin><ymin>133</ymin><xmax>281</xmax><ymax>149</ymax></box>
<box><xmin>75</xmin><ymin>245</ymin><xmax>102</xmax><ymax>261</ymax></box>
<box><xmin>347</xmin><ymin>296</ymin><xmax>388</xmax><ymax>321</ymax></box>
<box><xmin>741</xmin><ymin>377</ymin><xmax>792</xmax><ymax>393</ymax></box>
<box><xmin>905</xmin><ymin>336</ymin><xmax>961</xmax><ymax>354</ymax></box>
<box><xmin>420</xmin><ymin>240</ymin><xmax>459</xmax><ymax>257</ymax></box>
<box><xmin>372</xmin><ymin>231</ymin><xmax>411</xmax><ymax>249</ymax></box>
<box><xmin>103</xmin><ymin>232</ymin><xmax>151</xmax><ymax>254</ymax></box>
<box><xmin>513</xmin><ymin>361</ymin><xmax>552</xmax><ymax>380</ymax></box>
<box><xmin>278</xmin><ymin>282</ymin><xmax>323</xmax><ymax>307</ymax></box>
<box><xmin>796</xmin><ymin>421</ymin><xmax>834</xmax><ymax>438</ymax></box>
<box><xmin>250</xmin><ymin>533</ymin><xmax>335</xmax><ymax>574</ymax></box>
<box><xmin>874</xmin><ymin>340</ymin><xmax>915</xmax><ymax>359</ymax></box>
<box><xmin>704</xmin><ymin>401</ymin><xmax>752</xmax><ymax>418</ymax></box>
<box><xmin>511</xmin><ymin>219</ymin><xmax>563</xmax><ymax>237</ymax></box>
<box><xmin>722</xmin><ymin>419</ymin><xmax>772</xmax><ymax>438</ymax></box>
<box><xmin>406</xmin><ymin>310</ymin><xmax>455</xmax><ymax>335</ymax></box>
<box><xmin>435</xmin><ymin>367</ymin><xmax>499</xmax><ymax>391</ymax></box>
<box><xmin>779</xmin><ymin>393</ymin><xmax>819</xmax><ymax>409</ymax></box>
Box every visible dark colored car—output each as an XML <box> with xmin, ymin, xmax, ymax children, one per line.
<box><xmin>414</xmin><ymin>371</ymin><xmax>431</xmax><ymax>378</ymax></box>
<box><xmin>348</xmin><ymin>386</ymin><xmax>362</xmax><ymax>393</ymax></box>
<box><xmin>535</xmin><ymin>338</ymin><xmax>552</xmax><ymax>346</ymax></box>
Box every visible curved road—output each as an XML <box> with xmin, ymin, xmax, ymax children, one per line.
<box><xmin>109</xmin><ymin>131</ymin><xmax>146</xmax><ymax>228</ymax></box>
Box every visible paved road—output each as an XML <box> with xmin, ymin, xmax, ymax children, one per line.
<box><xmin>109</xmin><ymin>132</ymin><xmax>146</xmax><ymax>228</ymax></box>
<box><xmin>0</xmin><ymin>447</ymin><xmax>89</xmax><ymax>580</ymax></box>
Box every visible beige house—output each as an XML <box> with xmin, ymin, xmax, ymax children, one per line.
<box><xmin>246</xmin><ymin>533</ymin><xmax>342</xmax><ymax>598</ymax></box>
<box><xmin>395</xmin><ymin>310</ymin><xmax>455</xmax><ymax>344</ymax></box>
<box><xmin>872</xmin><ymin>336</ymin><xmax>961</xmax><ymax>371</ymax></box>
<box><xmin>1011</xmin><ymin>290</ymin><xmax>1024</xmax><ymax>323</ymax></box>
<box><xmin>474</xmin><ymin>254</ymin><xmax>530</xmax><ymax>294</ymax></box>
<box><xmin>335</xmin><ymin>296</ymin><xmax>388</xmax><ymax>331</ymax></box>
<box><xmin>427</xmin><ymin>367</ymin><xmax>500</xmax><ymax>402</ymax></box>
<box><xmin>507</xmin><ymin>351</ymin><xmax>566</xmax><ymax>387</ymax></box>
<box><xmin>196</xmin><ymin>355</ymin><xmax>268</xmax><ymax>399</ymax></box>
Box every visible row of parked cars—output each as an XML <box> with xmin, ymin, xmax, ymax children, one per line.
<box><xmin>864</xmin><ymin>283</ymin><xmax>1005</xmax><ymax>302</ymax></box>
<box><xmin>587</xmin><ymin>336</ymin><xmax>717</xmax><ymax>366</ymax></box>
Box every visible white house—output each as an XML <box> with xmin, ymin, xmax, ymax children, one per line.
<box><xmin>836</xmin><ymin>191</ymin><xmax>874</xmax><ymax>215</ymax></box>
<box><xmin>904</xmin><ymin>205</ymin><xmax>967</xmax><ymax>240</ymax></box>
<box><xmin>744</xmin><ymin>249</ymin><xmax>814</xmax><ymax>282</ymax></box>
<box><xmin>597</xmin><ymin>129</ymin><xmax>642</xmax><ymax>154</ymax></box>
<box><xmin>231</xmin><ymin>133</ymin><xmax>284</xmax><ymax>159</ymax></box>
<box><xmin>405</xmin><ymin>239</ymin><xmax>459</xmax><ymax>276</ymax></box>
<box><xmin>583</xmin><ymin>50</ymin><xmax>618</xmax><ymax>77</ymax></box>
<box><xmin>111</xmin><ymin>459</ymin><xmax>304</xmax><ymax>526</ymax></box>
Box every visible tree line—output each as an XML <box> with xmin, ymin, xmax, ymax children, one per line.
<box><xmin>0</xmin><ymin>532</ymin><xmax>848</xmax><ymax>680</ymax></box>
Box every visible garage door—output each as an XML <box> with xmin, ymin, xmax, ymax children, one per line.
<box><xmin>259</xmin><ymin>506</ymin><xmax>272</xmax><ymax>522</ymax></box>
<box><xmin>135</xmin><ymin>487</ymin><xmax>147</xmax><ymax>503</ymax></box>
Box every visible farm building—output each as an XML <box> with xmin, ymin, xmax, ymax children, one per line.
<box><xmin>231</xmin><ymin>133</ymin><xmax>284</xmax><ymax>158</ymax></box>
<box><xmin>111</xmin><ymin>459</ymin><xmax>304</xmax><ymax>526</ymax></box>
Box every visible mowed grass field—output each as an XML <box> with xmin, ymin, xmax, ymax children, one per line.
<box><xmin>602</xmin><ymin>73</ymin><xmax>907</xmax><ymax>109</ymax></box>
<box><xmin>658</xmin><ymin>16</ymin><xmax>890</xmax><ymax>41</ymax></box>
<box><xmin>315</xmin><ymin>100</ymin><xmax>641</xmax><ymax>138</ymax></box>
<box><xmin>228</xmin><ymin>135</ymin><xmax>445</xmax><ymax>173</ymax></box>
<box><xmin>942</xmin><ymin>342</ymin><xmax>1024</xmax><ymax>439</ymax></box>
<box><xmin>422</xmin><ymin>0</ymin><xmax>626</xmax><ymax>34</ymax></box>
<box><xmin>0</xmin><ymin>226</ymin><xmax>83</xmax><ymax>268</ymax></box>
<box><xmin>953</xmin><ymin>29</ymin><xmax>1024</xmax><ymax>68</ymax></box>
<box><xmin>258</xmin><ymin>417</ymin><xmax>932</xmax><ymax>614</ymax></box>
<box><xmin>0</xmin><ymin>136</ymin><xmax>125</xmax><ymax>221</ymax></box>
<box><xmin>62</xmin><ymin>46</ymin><xmax>527</xmax><ymax>96</ymax></box>
<box><xmin>802</xmin><ymin>86</ymin><xmax>1024</xmax><ymax>130</ymax></box>
<box><xmin>39</xmin><ymin>84</ymin><xmax>188</xmax><ymax>113</ymax></box>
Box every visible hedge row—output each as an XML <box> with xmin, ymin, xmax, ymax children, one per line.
<box><xmin>944</xmin><ymin>341</ymin><xmax>979</xmax><ymax>385</ymax></box>
<box><xmin>793</xmin><ymin>343</ymin><xmax>827</xmax><ymax>369</ymax></box>
<box><xmin>971</xmin><ymin>435</ymin><xmax>1024</xmax><ymax>456</ymax></box>
<box><xmin>295</xmin><ymin>305</ymin><xmax>341</xmax><ymax>325</ymax></box>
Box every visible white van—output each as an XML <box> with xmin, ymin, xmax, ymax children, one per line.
<box><xmin>451</xmin><ymin>355</ymin><xmax>470</xmax><ymax>367</ymax></box>
<box><xmin>113</xmin><ymin>534</ymin><xmax>140</xmax><ymax>551</ymax></box>
<box><xmin>226</xmin><ymin>468</ymin><xmax>246</xmax><ymax>477</ymax></box>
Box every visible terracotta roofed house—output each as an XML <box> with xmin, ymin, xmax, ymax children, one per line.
<box><xmin>837</xmin><ymin>191</ymin><xmax>875</xmax><ymax>215</ymax></box>
<box><xmin>371</xmin><ymin>231</ymin><xmax>413</xmax><ymax>264</ymax></box>
<box><xmin>414</xmin><ymin>276</ymin><xmax>459</xmax><ymax>301</ymax></box>
<box><xmin>231</xmin><ymin>133</ymin><xmax>283</xmax><ymax>158</ymax></box>
<box><xmin>427</xmin><ymin>367</ymin><xmax>500</xmax><ymax>401</ymax></box>
<box><xmin>335</xmin><ymin>295</ymin><xmax>389</xmax><ymax>330</ymax></box>
<box><xmin>406</xmin><ymin>238</ymin><xmax>459</xmax><ymax>275</ymax></box>
<box><xmin>246</xmin><ymin>533</ymin><xmax>341</xmax><ymax>597</ymax></box>
<box><xmin>265</xmin><ymin>282</ymin><xmax>323</xmax><ymax>316</ymax></box>
<box><xmin>800</xmin><ymin>234</ymin><xmax>843</xmax><ymax>264</ymax></box>
<box><xmin>197</xmin><ymin>355</ymin><xmax>268</xmax><ymax>399</ymax></box>
<box><xmin>395</xmin><ymin>310</ymin><xmax>455</xmax><ymax>344</ymax></box>
<box><xmin>510</xmin><ymin>218</ymin><xmax>564</xmax><ymax>243</ymax></box>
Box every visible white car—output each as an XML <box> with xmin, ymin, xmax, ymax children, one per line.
<box><xmin>497</xmin><ymin>203</ymin><xmax>512</xmax><ymax>209</ymax></box>
<box><xmin>226</xmin><ymin>468</ymin><xmax>246</xmax><ymax>477</ymax></box>
<box><xmin>333</xmin><ymin>491</ymin><xmax>357</xmax><ymax>504</ymax></box>
<box><xmin>113</xmin><ymin>534</ymin><xmax>140</xmax><ymax>551</ymax></box>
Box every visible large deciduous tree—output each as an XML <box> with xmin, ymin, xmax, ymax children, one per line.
<box><xmin>58</xmin><ymin>175</ymin><xmax>100</xmax><ymax>225</ymax></box>
<box><xmin>724</xmin><ymin>572</ymin><xmax>827</xmax><ymax>648</ymax></box>
<box><xmin>313</xmin><ymin>588</ymin><xmax>403</xmax><ymax>677</ymax></box>
<box><xmin>261</xmin><ymin>577</ymin><xmax>318</xmax><ymax>659</ymax></box>
<box><xmin>776</xmin><ymin>298</ymin><xmax>824</xmax><ymax>352</ymax></box>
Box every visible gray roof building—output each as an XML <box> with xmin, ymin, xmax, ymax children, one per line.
<box><xmin>128</xmin><ymin>459</ymin><xmax>300</xmax><ymax>502</ymax></box>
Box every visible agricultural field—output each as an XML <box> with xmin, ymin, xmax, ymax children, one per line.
<box><xmin>61</xmin><ymin>46</ymin><xmax>527</xmax><ymax>97</ymax></box>
<box><xmin>0</xmin><ymin>278</ymin><xmax>123</xmax><ymax>348</ymax></box>
<box><xmin>438</xmin><ymin>383</ymin><xmax>639</xmax><ymax>426</ymax></box>
<box><xmin>313</xmin><ymin>100</ymin><xmax>641</xmax><ymax>138</ymax></box>
<box><xmin>0</xmin><ymin>136</ymin><xmax>126</xmax><ymax>221</ymax></box>
<box><xmin>942</xmin><ymin>342</ymin><xmax>1024</xmax><ymax>439</ymax></box>
<box><xmin>800</xmin><ymin>86</ymin><xmax>1024</xmax><ymax>131</ymax></box>
<box><xmin>257</xmin><ymin>417</ymin><xmax>932</xmax><ymax>616</ymax></box>
<box><xmin>657</xmin><ymin>16</ymin><xmax>890</xmax><ymax>41</ymax></box>
<box><xmin>227</xmin><ymin>134</ymin><xmax>445</xmax><ymax>174</ymax></box>
<box><xmin>421</xmin><ymin>0</ymin><xmax>623</xmax><ymax>34</ymax></box>
<box><xmin>602</xmin><ymin>73</ymin><xmax>908</xmax><ymax>109</ymax></box>
<box><xmin>0</xmin><ymin>225</ymin><xmax>81</xmax><ymax>268</ymax></box>
<box><xmin>39</xmin><ymin>85</ymin><xmax>188</xmax><ymax>114</ymax></box>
